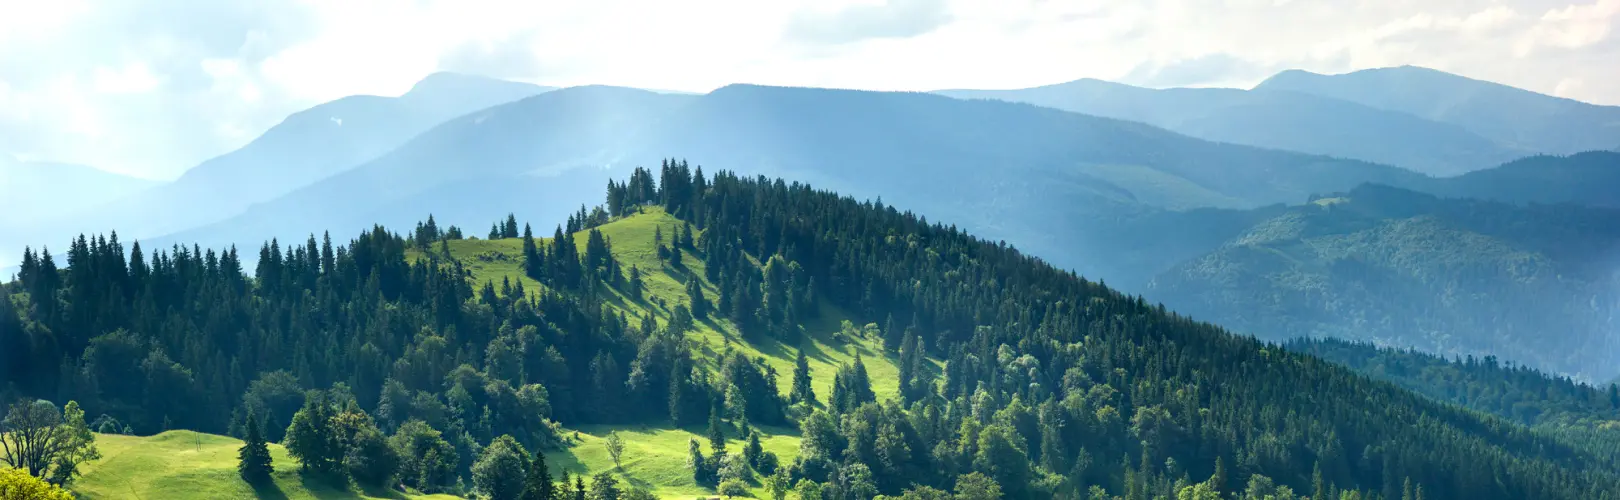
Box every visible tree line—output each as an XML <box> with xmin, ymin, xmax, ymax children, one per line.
<box><xmin>4</xmin><ymin>158</ymin><xmax>1620</xmax><ymax>498</ymax></box>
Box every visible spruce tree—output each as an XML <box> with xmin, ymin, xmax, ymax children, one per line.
<box><xmin>708</xmin><ymin>399</ymin><xmax>727</xmax><ymax>457</ymax></box>
<box><xmin>522</xmin><ymin>451</ymin><xmax>554</xmax><ymax>500</ymax></box>
<box><xmin>237</xmin><ymin>411</ymin><xmax>273</xmax><ymax>484</ymax></box>
<box><xmin>789</xmin><ymin>350</ymin><xmax>815</xmax><ymax>406</ymax></box>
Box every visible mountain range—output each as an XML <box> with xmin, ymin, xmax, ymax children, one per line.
<box><xmin>7</xmin><ymin>65</ymin><xmax>1619</xmax><ymax>380</ymax></box>
<box><xmin>937</xmin><ymin>65</ymin><xmax>1620</xmax><ymax>176</ymax></box>
<box><xmin>0</xmin><ymin>72</ymin><xmax>555</xmax><ymax>259</ymax></box>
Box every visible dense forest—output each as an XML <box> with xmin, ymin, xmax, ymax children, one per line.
<box><xmin>5</xmin><ymin>160</ymin><xmax>1620</xmax><ymax>499</ymax></box>
<box><xmin>1290</xmin><ymin>338</ymin><xmax>1620</xmax><ymax>467</ymax></box>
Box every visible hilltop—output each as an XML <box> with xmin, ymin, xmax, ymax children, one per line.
<box><xmin>6</xmin><ymin>166</ymin><xmax>1620</xmax><ymax>499</ymax></box>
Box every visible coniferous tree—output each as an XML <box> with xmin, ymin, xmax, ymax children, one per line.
<box><xmin>790</xmin><ymin>350</ymin><xmax>815</xmax><ymax>406</ymax></box>
<box><xmin>522</xmin><ymin>451</ymin><xmax>554</xmax><ymax>500</ymax></box>
<box><xmin>237</xmin><ymin>411</ymin><xmax>273</xmax><ymax>484</ymax></box>
<box><xmin>504</xmin><ymin>214</ymin><xmax>520</xmax><ymax>239</ymax></box>
<box><xmin>523</xmin><ymin>224</ymin><xmax>541</xmax><ymax>280</ymax></box>
<box><xmin>686</xmin><ymin>279</ymin><xmax>708</xmax><ymax>318</ymax></box>
<box><xmin>628</xmin><ymin>266</ymin><xmax>644</xmax><ymax>300</ymax></box>
<box><xmin>708</xmin><ymin>399</ymin><xmax>727</xmax><ymax>457</ymax></box>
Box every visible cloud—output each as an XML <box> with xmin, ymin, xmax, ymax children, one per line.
<box><xmin>786</xmin><ymin>0</ymin><xmax>955</xmax><ymax>45</ymax></box>
<box><xmin>1</xmin><ymin>0</ymin><xmax>1618</xmax><ymax>180</ymax></box>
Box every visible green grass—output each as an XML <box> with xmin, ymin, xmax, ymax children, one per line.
<box><xmin>72</xmin><ymin>431</ymin><xmax>458</xmax><ymax>500</ymax></box>
<box><xmin>408</xmin><ymin>207</ymin><xmax>935</xmax><ymax>497</ymax></box>
<box><xmin>417</xmin><ymin>207</ymin><xmax>913</xmax><ymax>404</ymax></box>
<box><xmin>545</xmin><ymin>423</ymin><xmax>801</xmax><ymax>498</ymax></box>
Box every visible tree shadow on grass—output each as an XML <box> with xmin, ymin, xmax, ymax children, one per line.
<box><xmin>250</xmin><ymin>480</ymin><xmax>290</xmax><ymax>500</ymax></box>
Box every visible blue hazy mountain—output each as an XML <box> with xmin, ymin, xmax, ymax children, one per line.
<box><xmin>53</xmin><ymin>72</ymin><xmax>555</xmax><ymax>243</ymax></box>
<box><xmin>935</xmin><ymin>77</ymin><xmax>1531</xmax><ymax>176</ymax></box>
<box><xmin>154</xmin><ymin>84</ymin><xmax>1429</xmax><ymax>287</ymax></box>
<box><xmin>0</xmin><ymin>154</ymin><xmax>159</xmax><ymax>226</ymax></box>
<box><xmin>1256</xmin><ymin>65</ymin><xmax>1620</xmax><ymax>155</ymax></box>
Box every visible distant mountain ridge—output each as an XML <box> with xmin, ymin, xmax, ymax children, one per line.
<box><xmin>0</xmin><ymin>155</ymin><xmax>158</xmax><ymax>226</ymax></box>
<box><xmin>151</xmin><ymin>83</ymin><xmax>1433</xmax><ymax>287</ymax></box>
<box><xmin>937</xmin><ymin>73</ymin><xmax>1538</xmax><ymax>176</ymax></box>
<box><xmin>1256</xmin><ymin>65</ymin><xmax>1620</xmax><ymax>155</ymax></box>
<box><xmin>0</xmin><ymin>72</ymin><xmax>556</xmax><ymax>269</ymax></box>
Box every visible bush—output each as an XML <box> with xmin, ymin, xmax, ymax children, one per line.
<box><xmin>0</xmin><ymin>468</ymin><xmax>74</xmax><ymax>500</ymax></box>
<box><xmin>718</xmin><ymin>478</ymin><xmax>751</xmax><ymax>498</ymax></box>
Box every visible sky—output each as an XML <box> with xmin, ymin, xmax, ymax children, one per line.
<box><xmin>0</xmin><ymin>0</ymin><xmax>1617</xmax><ymax>181</ymax></box>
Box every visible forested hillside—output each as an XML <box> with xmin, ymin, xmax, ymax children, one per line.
<box><xmin>5</xmin><ymin>163</ymin><xmax>1620</xmax><ymax>499</ymax></box>
<box><xmin>1289</xmin><ymin>337</ymin><xmax>1620</xmax><ymax>467</ymax></box>
<box><xmin>1147</xmin><ymin>183</ymin><xmax>1620</xmax><ymax>380</ymax></box>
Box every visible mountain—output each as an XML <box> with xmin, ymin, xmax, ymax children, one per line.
<box><xmin>1147</xmin><ymin>183</ymin><xmax>1620</xmax><ymax>379</ymax></box>
<box><xmin>7</xmin><ymin>169</ymin><xmax>1620</xmax><ymax>498</ymax></box>
<box><xmin>1403</xmin><ymin>151</ymin><xmax>1620</xmax><ymax>208</ymax></box>
<box><xmin>935</xmin><ymin>78</ymin><xmax>1529</xmax><ymax>176</ymax></box>
<box><xmin>0</xmin><ymin>155</ymin><xmax>159</xmax><ymax>226</ymax></box>
<box><xmin>154</xmin><ymin>84</ymin><xmax>1430</xmax><ymax>287</ymax></box>
<box><xmin>7</xmin><ymin>73</ymin><xmax>555</xmax><ymax>254</ymax></box>
<box><xmin>1256</xmin><ymin>65</ymin><xmax>1620</xmax><ymax>155</ymax></box>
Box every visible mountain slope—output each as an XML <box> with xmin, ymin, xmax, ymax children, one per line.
<box><xmin>1256</xmin><ymin>65</ymin><xmax>1620</xmax><ymax>155</ymax></box>
<box><xmin>164</xmin><ymin>84</ymin><xmax>1429</xmax><ymax>288</ymax></box>
<box><xmin>154</xmin><ymin>85</ymin><xmax>691</xmax><ymax>255</ymax></box>
<box><xmin>1402</xmin><ymin>151</ymin><xmax>1620</xmax><ymax>208</ymax></box>
<box><xmin>7</xmin><ymin>168</ymin><xmax>1620</xmax><ymax>498</ymax></box>
<box><xmin>937</xmin><ymin>79</ymin><xmax>1526</xmax><ymax>175</ymax></box>
<box><xmin>1148</xmin><ymin>184</ymin><xmax>1620</xmax><ymax>379</ymax></box>
<box><xmin>30</xmin><ymin>73</ymin><xmax>555</xmax><ymax>246</ymax></box>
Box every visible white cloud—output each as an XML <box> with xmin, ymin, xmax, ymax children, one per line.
<box><xmin>0</xmin><ymin>0</ymin><xmax>1617</xmax><ymax>180</ymax></box>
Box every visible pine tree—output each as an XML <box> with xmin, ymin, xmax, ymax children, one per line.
<box><xmin>686</xmin><ymin>279</ymin><xmax>708</xmax><ymax>318</ymax></box>
<box><xmin>523</xmin><ymin>224</ymin><xmax>542</xmax><ymax>280</ymax></box>
<box><xmin>790</xmin><ymin>350</ymin><xmax>815</xmax><ymax>406</ymax></box>
<box><xmin>708</xmin><ymin>399</ymin><xmax>727</xmax><ymax>457</ymax></box>
<box><xmin>628</xmin><ymin>266</ymin><xmax>643</xmax><ymax>300</ymax></box>
<box><xmin>669</xmin><ymin>363</ymin><xmax>688</xmax><ymax>425</ymax></box>
<box><xmin>237</xmin><ymin>411</ymin><xmax>273</xmax><ymax>484</ymax></box>
<box><xmin>523</xmin><ymin>451</ymin><xmax>554</xmax><ymax>500</ymax></box>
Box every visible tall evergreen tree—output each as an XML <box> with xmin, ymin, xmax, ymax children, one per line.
<box><xmin>522</xmin><ymin>450</ymin><xmax>554</xmax><ymax>500</ymax></box>
<box><xmin>237</xmin><ymin>410</ymin><xmax>273</xmax><ymax>484</ymax></box>
<box><xmin>790</xmin><ymin>350</ymin><xmax>815</xmax><ymax>406</ymax></box>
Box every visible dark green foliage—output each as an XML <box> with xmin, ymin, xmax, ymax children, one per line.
<box><xmin>236</xmin><ymin>411</ymin><xmax>273</xmax><ymax>484</ymax></box>
<box><xmin>390</xmin><ymin>420</ymin><xmax>457</xmax><ymax>493</ymax></box>
<box><xmin>284</xmin><ymin>391</ymin><xmax>344</xmax><ymax>479</ymax></box>
<box><xmin>588</xmin><ymin>472</ymin><xmax>620</xmax><ymax>500</ymax></box>
<box><xmin>522</xmin><ymin>450</ymin><xmax>554</xmax><ymax>500</ymax></box>
<box><xmin>789</xmin><ymin>350</ymin><xmax>815</xmax><ymax>407</ymax></box>
<box><xmin>474</xmin><ymin>435</ymin><xmax>529</xmax><ymax>500</ymax></box>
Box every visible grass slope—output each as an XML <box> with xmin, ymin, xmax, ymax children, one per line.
<box><xmin>411</xmin><ymin>207</ymin><xmax>928</xmax><ymax>497</ymax></box>
<box><xmin>73</xmin><ymin>431</ymin><xmax>457</xmax><ymax>500</ymax></box>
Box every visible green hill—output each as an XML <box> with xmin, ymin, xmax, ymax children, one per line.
<box><xmin>412</xmin><ymin>206</ymin><xmax>912</xmax><ymax>404</ymax></box>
